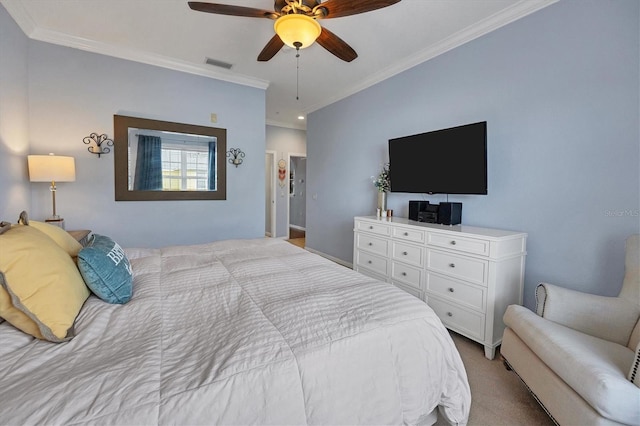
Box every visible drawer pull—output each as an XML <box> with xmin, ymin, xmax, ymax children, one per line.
<box><xmin>446</xmin><ymin>312</ymin><xmax>453</xmax><ymax>317</ymax></box>
<box><xmin>404</xmin><ymin>232</ymin><xmax>409</xmax><ymax>236</ymax></box>
<box><xmin>401</xmin><ymin>272</ymin><xmax>407</xmax><ymax>276</ymax></box>
<box><xmin>402</xmin><ymin>251</ymin><xmax>408</xmax><ymax>256</ymax></box>
<box><xmin>449</xmin><ymin>263</ymin><xmax>456</xmax><ymax>268</ymax></box>
<box><xmin>368</xmin><ymin>242</ymin><xmax>373</xmax><ymax>246</ymax></box>
<box><xmin>369</xmin><ymin>226</ymin><xmax>374</xmax><ymax>230</ymax></box>
<box><xmin>367</xmin><ymin>260</ymin><xmax>372</xmax><ymax>264</ymax></box>
<box><xmin>448</xmin><ymin>287</ymin><xmax>455</xmax><ymax>293</ymax></box>
<box><xmin>450</xmin><ymin>240</ymin><xmax>457</xmax><ymax>245</ymax></box>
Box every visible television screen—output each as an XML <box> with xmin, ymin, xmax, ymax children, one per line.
<box><xmin>388</xmin><ymin>121</ymin><xmax>487</xmax><ymax>195</ymax></box>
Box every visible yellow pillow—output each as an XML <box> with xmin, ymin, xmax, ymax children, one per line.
<box><xmin>28</xmin><ymin>221</ymin><xmax>83</xmax><ymax>257</ymax></box>
<box><xmin>0</xmin><ymin>224</ymin><xmax>89</xmax><ymax>342</ymax></box>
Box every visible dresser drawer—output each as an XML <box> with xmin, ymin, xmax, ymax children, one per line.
<box><xmin>357</xmin><ymin>267</ymin><xmax>388</xmax><ymax>283</ymax></box>
<box><xmin>426</xmin><ymin>272</ymin><xmax>485</xmax><ymax>311</ymax></box>
<box><xmin>427</xmin><ymin>297</ymin><xmax>485</xmax><ymax>340</ymax></box>
<box><xmin>428</xmin><ymin>233</ymin><xmax>490</xmax><ymax>256</ymax></box>
<box><xmin>356</xmin><ymin>220</ymin><xmax>391</xmax><ymax>237</ymax></box>
<box><xmin>356</xmin><ymin>233</ymin><xmax>389</xmax><ymax>257</ymax></box>
<box><xmin>391</xmin><ymin>261</ymin><xmax>422</xmax><ymax>289</ymax></box>
<box><xmin>394</xmin><ymin>281</ymin><xmax>424</xmax><ymax>300</ymax></box>
<box><xmin>391</xmin><ymin>241</ymin><xmax>424</xmax><ymax>267</ymax></box>
<box><xmin>393</xmin><ymin>226</ymin><xmax>425</xmax><ymax>244</ymax></box>
<box><xmin>355</xmin><ymin>250</ymin><xmax>389</xmax><ymax>277</ymax></box>
<box><xmin>427</xmin><ymin>249</ymin><xmax>488</xmax><ymax>286</ymax></box>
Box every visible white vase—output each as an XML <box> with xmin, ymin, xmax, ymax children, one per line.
<box><xmin>377</xmin><ymin>191</ymin><xmax>387</xmax><ymax>211</ymax></box>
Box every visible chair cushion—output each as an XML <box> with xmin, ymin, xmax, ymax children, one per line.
<box><xmin>77</xmin><ymin>234</ymin><xmax>133</xmax><ymax>304</ymax></box>
<box><xmin>620</xmin><ymin>234</ymin><xmax>639</xmax><ymax>306</ymax></box>
<box><xmin>630</xmin><ymin>341</ymin><xmax>640</xmax><ymax>388</ymax></box>
<box><xmin>504</xmin><ymin>305</ymin><xmax>640</xmax><ymax>425</ymax></box>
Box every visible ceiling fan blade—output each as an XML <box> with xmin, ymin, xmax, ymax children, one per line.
<box><xmin>316</xmin><ymin>27</ymin><xmax>357</xmax><ymax>62</ymax></box>
<box><xmin>257</xmin><ymin>34</ymin><xmax>285</xmax><ymax>61</ymax></box>
<box><xmin>188</xmin><ymin>2</ymin><xmax>277</xmax><ymax>19</ymax></box>
<box><xmin>315</xmin><ymin>0</ymin><xmax>401</xmax><ymax>19</ymax></box>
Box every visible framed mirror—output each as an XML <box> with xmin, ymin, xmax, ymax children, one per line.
<box><xmin>114</xmin><ymin>115</ymin><xmax>226</xmax><ymax>201</ymax></box>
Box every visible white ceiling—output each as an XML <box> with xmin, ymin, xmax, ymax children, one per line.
<box><xmin>2</xmin><ymin>0</ymin><xmax>556</xmax><ymax>129</ymax></box>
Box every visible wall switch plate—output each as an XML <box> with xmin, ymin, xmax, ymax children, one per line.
<box><xmin>210</xmin><ymin>113</ymin><xmax>217</xmax><ymax>123</ymax></box>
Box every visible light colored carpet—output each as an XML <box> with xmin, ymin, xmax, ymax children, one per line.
<box><xmin>435</xmin><ymin>332</ymin><xmax>554</xmax><ymax>426</ymax></box>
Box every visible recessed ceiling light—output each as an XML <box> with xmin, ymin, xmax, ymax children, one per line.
<box><xmin>298</xmin><ymin>116</ymin><xmax>305</xmax><ymax>120</ymax></box>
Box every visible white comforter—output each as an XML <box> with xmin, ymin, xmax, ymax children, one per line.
<box><xmin>0</xmin><ymin>238</ymin><xmax>470</xmax><ymax>425</ymax></box>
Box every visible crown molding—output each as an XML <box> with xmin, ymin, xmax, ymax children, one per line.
<box><xmin>1</xmin><ymin>0</ymin><xmax>36</xmax><ymax>36</ymax></box>
<box><xmin>266</xmin><ymin>119</ymin><xmax>306</xmax><ymax>131</ymax></box>
<box><xmin>2</xmin><ymin>0</ymin><xmax>557</xmax><ymax>120</ymax></box>
<box><xmin>303</xmin><ymin>0</ymin><xmax>559</xmax><ymax>114</ymax></box>
<box><xmin>32</xmin><ymin>27</ymin><xmax>270</xmax><ymax>90</ymax></box>
<box><xmin>0</xmin><ymin>0</ymin><xmax>269</xmax><ymax>90</ymax></box>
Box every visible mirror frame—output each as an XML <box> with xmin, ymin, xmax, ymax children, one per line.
<box><xmin>114</xmin><ymin>115</ymin><xmax>227</xmax><ymax>201</ymax></box>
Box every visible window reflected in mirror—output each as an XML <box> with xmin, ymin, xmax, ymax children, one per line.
<box><xmin>128</xmin><ymin>128</ymin><xmax>218</xmax><ymax>191</ymax></box>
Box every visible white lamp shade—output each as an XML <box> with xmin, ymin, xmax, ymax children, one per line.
<box><xmin>274</xmin><ymin>14</ymin><xmax>321</xmax><ymax>49</ymax></box>
<box><xmin>28</xmin><ymin>155</ymin><xmax>76</xmax><ymax>182</ymax></box>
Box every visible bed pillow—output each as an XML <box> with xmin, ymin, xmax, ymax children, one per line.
<box><xmin>29</xmin><ymin>220</ymin><xmax>83</xmax><ymax>257</ymax></box>
<box><xmin>16</xmin><ymin>211</ymin><xmax>83</xmax><ymax>257</ymax></box>
<box><xmin>77</xmin><ymin>234</ymin><xmax>133</xmax><ymax>304</ymax></box>
<box><xmin>0</xmin><ymin>224</ymin><xmax>90</xmax><ymax>342</ymax></box>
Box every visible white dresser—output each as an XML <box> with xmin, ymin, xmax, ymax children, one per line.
<box><xmin>353</xmin><ymin>216</ymin><xmax>527</xmax><ymax>359</ymax></box>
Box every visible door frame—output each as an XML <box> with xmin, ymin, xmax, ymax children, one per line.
<box><xmin>265</xmin><ymin>150</ymin><xmax>277</xmax><ymax>238</ymax></box>
<box><xmin>287</xmin><ymin>152</ymin><xmax>307</xmax><ymax>239</ymax></box>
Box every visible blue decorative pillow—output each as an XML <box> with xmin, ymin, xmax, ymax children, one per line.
<box><xmin>77</xmin><ymin>235</ymin><xmax>133</xmax><ymax>304</ymax></box>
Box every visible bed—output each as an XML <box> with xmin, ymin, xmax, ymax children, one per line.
<box><xmin>0</xmin><ymin>236</ymin><xmax>470</xmax><ymax>425</ymax></box>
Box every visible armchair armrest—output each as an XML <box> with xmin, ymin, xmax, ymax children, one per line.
<box><xmin>536</xmin><ymin>283</ymin><xmax>640</xmax><ymax>346</ymax></box>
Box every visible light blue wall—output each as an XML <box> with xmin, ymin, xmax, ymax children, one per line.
<box><xmin>0</xmin><ymin>5</ymin><xmax>30</xmax><ymax>219</ymax></box>
<box><xmin>0</xmin><ymin>3</ymin><xmax>268</xmax><ymax>248</ymax></box>
<box><xmin>24</xmin><ymin>41</ymin><xmax>266</xmax><ymax>248</ymax></box>
<box><xmin>306</xmin><ymin>0</ymin><xmax>640</xmax><ymax>309</ymax></box>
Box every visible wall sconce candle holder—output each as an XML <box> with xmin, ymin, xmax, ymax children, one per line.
<box><xmin>83</xmin><ymin>133</ymin><xmax>113</xmax><ymax>158</ymax></box>
<box><xmin>226</xmin><ymin>148</ymin><xmax>245</xmax><ymax>167</ymax></box>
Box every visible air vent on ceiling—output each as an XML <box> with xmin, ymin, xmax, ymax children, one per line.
<box><xmin>205</xmin><ymin>57</ymin><xmax>233</xmax><ymax>70</ymax></box>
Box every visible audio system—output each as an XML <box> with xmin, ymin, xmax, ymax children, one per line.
<box><xmin>408</xmin><ymin>200</ymin><xmax>430</xmax><ymax>221</ymax></box>
<box><xmin>408</xmin><ymin>200</ymin><xmax>462</xmax><ymax>225</ymax></box>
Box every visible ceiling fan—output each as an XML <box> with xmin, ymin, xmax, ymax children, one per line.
<box><xmin>188</xmin><ymin>0</ymin><xmax>402</xmax><ymax>62</ymax></box>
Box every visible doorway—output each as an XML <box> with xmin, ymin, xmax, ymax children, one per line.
<box><xmin>265</xmin><ymin>151</ymin><xmax>276</xmax><ymax>237</ymax></box>
<box><xmin>288</xmin><ymin>153</ymin><xmax>306</xmax><ymax>246</ymax></box>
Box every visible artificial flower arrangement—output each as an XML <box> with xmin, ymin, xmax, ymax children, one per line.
<box><xmin>373</xmin><ymin>163</ymin><xmax>391</xmax><ymax>193</ymax></box>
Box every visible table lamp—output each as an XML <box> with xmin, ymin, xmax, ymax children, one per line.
<box><xmin>28</xmin><ymin>153</ymin><xmax>76</xmax><ymax>228</ymax></box>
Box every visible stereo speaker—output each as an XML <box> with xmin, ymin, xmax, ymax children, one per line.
<box><xmin>438</xmin><ymin>202</ymin><xmax>462</xmax><ymax>225</ymax></box>
<box><xmin>408</xmin><ymin>200</ymin><xmax>430</xmax><ymax>221</ymax></box>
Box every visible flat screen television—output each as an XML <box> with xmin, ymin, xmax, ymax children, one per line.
<box><xmin>388</xmin><ymin>121</ymin><xmax>487</xmax><ymax>195</ymax></box>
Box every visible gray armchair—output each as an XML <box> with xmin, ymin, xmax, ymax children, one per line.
<box><xmin>502</xmin><ymin>234</ymin><xmax>640</xmax><ymax>426</ymax></box>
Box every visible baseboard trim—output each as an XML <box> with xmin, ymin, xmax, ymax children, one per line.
<box><xmin>289</xmin><ymin>224</ymin><xmax>306</xmax><ymax>231</ymax></box>
<box><xmin>305</xmin><ymin>247</ymin><xmax>353</xmax><ymax>269</ymax></box>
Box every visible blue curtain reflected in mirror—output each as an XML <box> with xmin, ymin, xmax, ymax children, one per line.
<box><xmin>208</xmin><ymin>141</ymin><xmax>217</xmax><ymax>191</ymax></box>
<box><xmin>133</xmin><ymin>135</ymin><xmax>162</xmax><ymax>190</ymax></box>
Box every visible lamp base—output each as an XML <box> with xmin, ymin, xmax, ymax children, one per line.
<box><xmin>45</xmin><ymin>218</ymin><xmax>65</xmax><ymax>229</ymax></box>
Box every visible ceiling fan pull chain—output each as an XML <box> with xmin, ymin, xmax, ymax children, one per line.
<box><xmin>295</xmin><ymin>41</ymin><xmax>302</xmax><ymax>100</ymax></box>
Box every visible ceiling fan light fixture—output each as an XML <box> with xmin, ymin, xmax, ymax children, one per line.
<box><xmin>274</xmin><ymin>14</ymin><xmax>321</xmax><ymax>49</ymax></box>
